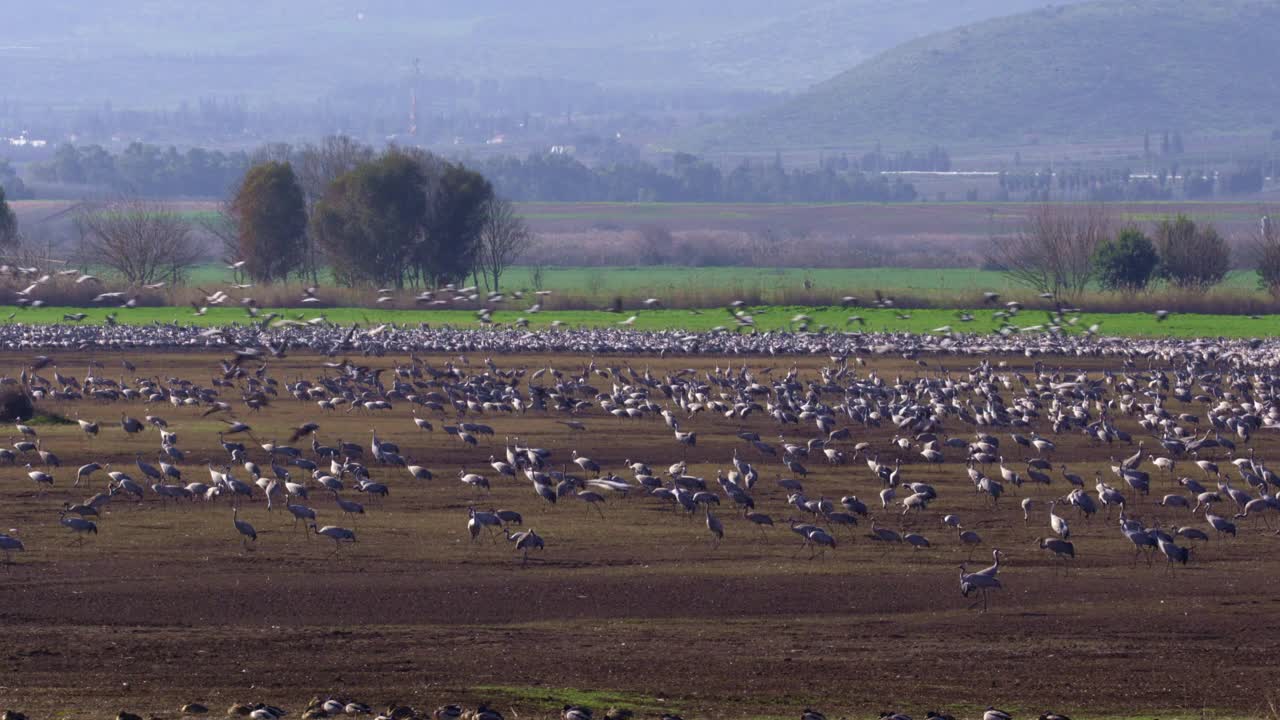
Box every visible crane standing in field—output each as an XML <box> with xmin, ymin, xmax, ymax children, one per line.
<box><xmin>6</xmin><ymin>333</ymin><xmax>1280</xmax><ymax>641</ymax></box>
<box><xmin>233</xmin><ymin>507</ymin><xmax>257</xmax><ymax>550</ymax></box>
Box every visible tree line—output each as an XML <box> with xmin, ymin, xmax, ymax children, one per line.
<box><xmin>475</xmin><ymin>152</ymin><xmax>919</xmax><ymax>203</ymax></box>
<box><xmin>987</xmin><ymin>205</ymin><xmax>1280</xmax><ymax>299</ymax></box>
<box><xmin>996</xmin><ymin>164</ymin><xmax>1271</xmax><ymax>203</ymax></box>
<box><xmin>29</xmin><ymin>143</ymin><xmax>250</xmax><ymax>197</ymax></box>
<box><xmin>23</xmin><ymin>141</ymin><xmax>921</xmax><ymax>204</ymax></box>
<box><xmin>2</xmin><ymin>138</ymin><xmax>532</xmax><ymax>292</ymax></box>
<box><xmin>209</xmin><ymin>140</ymin><xmax>532</xmax><ymax>291</ymax></box>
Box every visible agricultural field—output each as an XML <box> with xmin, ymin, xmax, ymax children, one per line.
<box><xmin>166</xmin><ymin>264</ymin><xmax>1280</xmax><ymax>310</ymax></box>
<box><xmin>1</xmin><ymin>302</ymin><xmax>1277</xmax><ymax>338</ymax></box>
<box><xmin>13</xmin><ymin>198</ymin><xmax>1275</xmax><ymax>239</ymax></box>
<box><xmin>0</xmin><ymin>347</ymin><xmax>1277</xmax><ymax>720</ymax></box>
<box><xmin>515</xmin><ymin>201</ymin><xmax>1276</xmax><ymax>238</ymax></box>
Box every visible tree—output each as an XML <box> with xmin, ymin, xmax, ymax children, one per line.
<box><xmin>476</xmin><ymin>197</ymin><xmax>532</xmax><ymax>292</ymax></box>
<box><xmin>0</xmin><ymin>159</ymin><xmax>32</xmax><ymax>200</ymax></box>
<box><xmin>1093</xmin><ymin>227</ymin><xmax>1159</xmax><ymax>292</ymax></box>
<box><xmin>986</xmin><ymin>204</ymin><xmax>1111</xmax><ymax>299</ymax></box>
<box><xmin>1253</xmin><ymin>214</ymin><xmax>1280</xmax><ymax>297</ymax></box>
<box><xmin>195</xmin><ymin>204</ymin><xmax>240</xmax><ymax>269</ymax></box>
<box><xmin>311</xmin><ymin>152</ymin><xmax>427</xmax><ymax>288</ymax></box>
<box><xmin>296</xmin><ymin>136</ymin><xmax>374</xmax><ymax>205</ymax></box>
<box><xmin>74</xmin><ymin>200</ymin><xmax>203</xmax><ymax>285</ymax></box>
<box><xmin>231</xmin><ymin>161</ymin><xmax>307</xmax><ymax>282</ymax></box>
<box><xmin>1154</xmin><ymin>215</ymin><xmax>1230</xmax><ymax>290</ymax></box>
<box><xmin>0</xmin><ymin>185</ymin><xmax>17</xmax><ymax>249</ymax></box>
<box><xmin>637</xmin><ymin>225</ymin><xmax>674</xmax><ymax>264</ymax></box>
<box><xmin>295</xmin><ymin>136</ymin><xmax>374</xmax><ymax>282</ymax></box>
<box><xmin>415</xmin><ymin>161</ymin><xmax>493</xmax><ymax>287</ymax></box>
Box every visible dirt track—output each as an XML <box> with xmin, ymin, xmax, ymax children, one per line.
<box><xmin>0</xmin><ymin>351</ymin><xmax>1277</xmax><ymax>720</ymax></box>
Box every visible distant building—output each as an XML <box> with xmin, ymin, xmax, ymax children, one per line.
<box><xmin>5</xmin><ymin>132</ymin><xmax>46</xmax><ymax>147</ymax></box>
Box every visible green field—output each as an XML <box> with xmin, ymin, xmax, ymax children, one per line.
<box><xmin>9</xmin><ymin>303</ymin><xmax>1275</xmax><ymax>338</ymax></box>
<box><xmin>184</xmin><ymin>264</ymin><xmax>1269</xmax><ymax>295</ymax></box>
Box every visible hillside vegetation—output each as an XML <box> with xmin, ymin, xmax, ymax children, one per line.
<box><xmin>712</xmin><ymin>0</ymin><xmax>1280</xmax><ymax>148</ymax></box>
<box><xmin>2</xmin><ymin>0</ymin><xmax>1075</xmax><ymax>105</ymax></box>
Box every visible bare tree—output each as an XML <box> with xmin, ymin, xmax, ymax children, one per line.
<box><xmin>194</xmin><ymin>202</ymin><xmax>239</xmax><ymax>266</ymax></box>
<box><xmin>1249</xmin><ymin>212</ymin><xmax>1280</xmax><ymax>297</ymax></box>
<box><xmin>476</xmin><ymin>196</ymin><xmax>532</xmax><ymax>292</ymax></box>
<box><xmin>294</xmin><ymin>136</ymin><xmax>375</xmax><ymax>283</ymax></box>
<box><xmin>987</xmin><ymin>204</ymin><xmax>1111</xmax><ymax>299</ymax></box>
<box><xmin>296</xmin><ymin>136</ymin><xmax>374</xmax><ymax>204</ymax></box>
<box><xmin>0</xmin><ymin>185</ymin><xmax>17</xmax><ymax>249</ymax></box>
<box><xmin>74</xmin><ymin>200</ymin><xmax>203</xmax><ymax>285</ymax></box>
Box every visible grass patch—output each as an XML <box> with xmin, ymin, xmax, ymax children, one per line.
<box><xmin>1</xmin><ymin>303</ymin><xmax>1278</xmax><ymax>338</ymax></box>
<box><xmin>470</xmin><ymin>686</ymin><xmax>674</xmax><ymax>714</ymax></box>
<box><xmin>25</xmin><ymin>411</ymin><xmax>76</xmax><ymax>426</ymax></box>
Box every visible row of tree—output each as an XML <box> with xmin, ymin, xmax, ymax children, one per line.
<box><xmin>988</xmin><ymin>206</ymin><xmax>1262</xmax><ymax>298</ymax></box>
<box><xmin>23</xmin><ymin>141</ymin><xmax>922</xmax><ymax>204</ymax></box>
<box><xmin>29</xmin><ymin>143</ymin><xmax>250</xmax><ymax>197</ymax></box>
<box><xmin>475</xmin><ymin>152</ymin><xmax>919</xmax><ymax>203</ymax></box>
<box><xmin>1092</xmin><ymin>218</ymin><xmax>1231</xmax><ymax>292</ymax></box>
<box><xmin>0</xmin><ymin>138</ymin><xmax>533</xmax><ymax>292</ymax></box>
<box><xmin>996</xmin><ymin>166</ymin><xmax>1267</xmax><ymax>203</ymax></box>
<box><xmin>226</xmin><ymin>146</ymin><xmax>530</xmax><ymax>290</ymax></box>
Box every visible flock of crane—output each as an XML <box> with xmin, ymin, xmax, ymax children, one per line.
<box><xmin>1</xmin><ymin>329</ymin><xmax>1277</xmax><ymax>621</ymax></box>
<box><xmin>0</xmin><ymin>699</ymin><xmax>1069</xmax><ymax>720</ymax></box>
<box><xmin>2</xmin><ymin>315</ymin><xmax>1279</xmax><ymax>720</ymax></box>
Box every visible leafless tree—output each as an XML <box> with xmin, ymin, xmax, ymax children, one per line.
<box><xmin>295</xmin><ymin>136</ymin><xmax>375</xmax><ymax>205</ymax></box>
<box><xmin>987</xmin><ymin>204</ymin><xmax>1112</xmax><ymax>299</ymax></box>
<box><xmin>1249</xmin><ymin>212</ymin><xmax>1280</xmax><ymax>297</ymax></box>
<box><xmin>74</xmin><ymin>200</ymin><xmax>204</xmax><ymax>285</ymax></box>
<box><xmin>530</xmin><ymin>261</ymin><xmax>546</xmax><ymax>291</ymax></box>
<box><xmin>194</xmin><ymin>203</ymin><xmax>239</xmax><ymax>265</ymax></box>
<box><xmin>476</xmin><ymin>197</ymin><xmax>532</xmax><ymax>292</ymax></box>
<box><xmin>294</xmin><ymin>136</ymin><xmax>375</xmax><ymax>282</ymax></box>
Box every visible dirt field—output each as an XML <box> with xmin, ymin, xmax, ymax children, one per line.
<box><xmin>0</xmin><ymin>350</ymin><xmax>1277</xmax><ymax>720</ymax></box>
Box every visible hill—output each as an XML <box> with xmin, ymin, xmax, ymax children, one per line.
<box><xmin>1</xmin><ymin>1</ymin><xmax>1075</xmax><ymax>107</ymax></box>
<box><xmin>710</xmin><ymin>0</ymin><xmax>1280</xmax><ymax>149</ymax></box>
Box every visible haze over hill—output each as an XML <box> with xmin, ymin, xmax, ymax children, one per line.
<box><xmin>2</xmin><ymin>1</ymin><xmax>1076</xmax><ymax>107</ymax></box>
<box><xmin>712</xmin><ymin>0</ymin><xmax>1280</xmax><ymax>150</ymax></box>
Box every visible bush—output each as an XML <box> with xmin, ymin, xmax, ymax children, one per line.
<box><xmin>1093</xmin><ymin>227</ymin><xmax>1160</xmax><ymax>292</ymax></box>
<box><xmin>0</xmin><ymin>386</ymin><xmax>34</xmax><ymax>422</ymax></box>
<box><xmin>1255</xmin><ymin>215</ymin><xmax>1280</xmax><ymax>297</ymax></box>
<box><xmin>986</xmin><ymin>204</ymin><xmax>1112</xmax><ymax>300</ymax></box>
<box><xmin>1154</xmin><ymin>215</ymin><xmax>1230</xmax><ymax>291</ymax></box>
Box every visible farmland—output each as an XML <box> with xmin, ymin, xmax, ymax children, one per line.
<box><xmin>13</xmin><ymin>198</ymin><xmax>1276</xmax><ymax>241</ymax></box>
<box><xmin>1</xmin><ymin>303</ymin><xmax>1278</xmax><ymax>338</ymax></box>
<box><xmin>0</xmin><ymin>346</ymin><xmax>1278</xmax><ymax>720</ymax></box>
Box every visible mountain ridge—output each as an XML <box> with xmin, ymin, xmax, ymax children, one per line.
<box><xmin>708</xmin><ymin>0</ymin><xmax>1280</xmax><ymax>149</ymax></box>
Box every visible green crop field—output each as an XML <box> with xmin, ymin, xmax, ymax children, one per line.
<box><xmin>8</xmin><ymin>303</ymin><xmax>1275</xmax><ymax>338</ymax></box>
<box><xmin>180</xmin><ymin>264</ymin><xmax>1268</xmax><ymax>296</ymax></box>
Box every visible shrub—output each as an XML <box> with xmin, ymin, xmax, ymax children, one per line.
<box><xmin>1255</xmin><ymin>215</ymin><xmax>1280</xmax><ymax>297</ymax></box>
<box><xmin>1154</xmin><ymin>215</ymin><xmax>1230</xmax><ymax>291</ymax></box>
<box><xmin>1093</xmin><ymin>227</ymin><xmax>1159</xmax><ymax>292</ymax></box>
<box><xmin>986</xmin><ymin>204</ymin><xmax>1112</xmax><ymax>300</ymax></box>
<box><xmin>0</xmin><ymin>386</ymin><xmax>34</xmax><ymax>422</ymax></box>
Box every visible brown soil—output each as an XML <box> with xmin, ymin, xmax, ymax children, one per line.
<box><xmin>0</xmin><ymin>351</ymin><xmax>1274</xmax><ymax>720</ymax></box>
